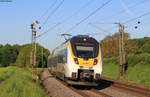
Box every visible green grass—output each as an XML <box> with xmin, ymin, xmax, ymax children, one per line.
<box><xmin>102</xmin><ymin>54</ymin><xmax>150</xmax><ymax>86</ymax></box>
<box><xmin>0</xmin><ymin>67</ymin><xmax>48</xmax><ymax>97</ymax></box>
<box><xmin>123</xmin><ymin>64</ymin><xmax>150</xmax><ymax>85</ymax></box>
<box><xmin>0</xmin><ymin>67</ymin><xmax>15</xmax><ymax>83</ymax></box>
<box><xmin>102</xmin><ymin>63</ymin><xmax>119</xmax><ymax>79</ymax></box>
<box><xmin>102</xmin><ymin>57</ymin><xmax>119</xmax><ymax>79</ymax></box>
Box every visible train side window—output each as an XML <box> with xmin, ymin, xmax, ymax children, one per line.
<box><xmin>57</xmin><ymin>48</ymin><xmax>67</xmax><ymax>64</ymax></box>
<box><xmin>58</xmin><ymin>55</ymin><xmax>63</xmax><ymax>63</ymax></box>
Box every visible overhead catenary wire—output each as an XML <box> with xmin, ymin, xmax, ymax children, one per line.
<box><xmin>65</xmin><ymin>0</ymin><xmax>113</xmax><ymax>33</ymax></box>
<box><xmin>125</xmin><ymin>12</ymin><xmax>150</xmax><ymax>30</ymax></box>
<box><xmin>37</xmin><ymin>0</ymin><xmax>96</xmax><ymax>38</ymax></box>
<box><xmin>87</xmin><ymin>0</ymin><xmax>149</xmax><ymax>35</ymax></box>
<box><xmin>41</xmin><ymin>0</ymin><xmax>65</xmax><ymax>27</ymax></box>
<box><xmin>125</xmin><ymin>11</ymin><xmax>150</xmax><ymax>23</ymax></box>
<box><xmin>126</xmin><ymin>19</ymin><xmax>150</xmax><ymax>30</ymax></box>
<box><xmin>88</xmin><ymin>23</ymin><xmax>112</xmax><ymax>34</ymax></box>
<box><xmin>120</xmin><ymin>0</ymin><xmax>137</xmax><ymax>17</ymax></box>
<box><xmin>86</xmin><ymin>22</ymin><xmax>115</xmax><ymax>36</ymax></box>
<box><xmin>89</xmin><ymin>11</ymin><xmax>150</xmax><ymax>36</ymax></box>
<box><xmin>36</xmin><ymin>23</ymin><xmax>60</xmax><ymax>38</ymax></box>
<box><xmin>37</xmin><ymin>0</ymin><xmax>58</xmax><ymax>21</ymax></box>
<box><xmin>99</xmin><ymin>0</ymin><xmax>148</xmax><ymax>21</ymax></box>
<box><xmin>61</xmin><ymin>0</ymin><xmax>96</xmax><ymax>23</ymax></box>
<box><xmin>108</xmin><ymin>11</ymin><xmax>150</xmax><ymax>31</ymax></box>
<box><xmin>39</xmin><ymin>0</ymin><xmax>149</xmax><ymax>38</ymax></box>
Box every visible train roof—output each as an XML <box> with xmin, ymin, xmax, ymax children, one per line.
<box><xmin>70</xmin><ymin>35</ymin><xmax>98</xmax><ymax>43</ymax></box>
<box><xmin>52</xmin><ymin>35</ymin><xmax>98</xmax><ymax>52</ymax></box>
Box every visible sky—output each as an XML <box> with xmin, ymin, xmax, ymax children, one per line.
<box><xmin>0</xmin><ymin>0</ymin><xmax>150</xmax><ymax>50</ymax></box>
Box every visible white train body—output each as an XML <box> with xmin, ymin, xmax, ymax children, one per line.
<box><xmin>48</xmin><ymin>35</ymin><xmax>102</xmax><ymax>84</ymax></box>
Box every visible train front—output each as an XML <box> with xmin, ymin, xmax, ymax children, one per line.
<box><xmin>66</xmin><ymin>35</ymin><xmax>102</xmax><ymax>84</ymax></box>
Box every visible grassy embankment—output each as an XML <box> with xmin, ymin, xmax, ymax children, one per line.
<box><xmin>0</xmin><ymin>66</ymin><xmax>48</xmax><ymax>97</ymax></box>
<box><xmin>102</xmin><ymin>53</ymin><xmax>150</xmax><ymax>85</ymax></box>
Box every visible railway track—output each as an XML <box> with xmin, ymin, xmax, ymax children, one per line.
<box><xmin>69</xmin><ymin>86</ymin><xmax>113</xmax><ymax>97</ymax></box>
<box><xmin>56</xmin><ymin>78</ymin><xmax>113</xmax><ymax>97</ymax></box>
<box><xmin>56</xmin><ymin>76</ymin><xmax>150</xmax><ymax>97</ymax></box>
<box><xmin>100</xmin><ymin>77</ymin><xmax>150</xmax><ymax>97</ymax></box>
<box><xmin>39</xmin><ymin>69</ymin><xmax>150</xmax><ymax>97</ymax></box>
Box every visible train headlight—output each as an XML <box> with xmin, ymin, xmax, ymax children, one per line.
<box><xmin>93</xmin><ymin>59</ymin><xmax>98</xmax><ymax>65</ymax></box>
<box><xmin>74</xmin><ymin>58</ymin><xmax>79</xmax><ymax>64</ymax></box>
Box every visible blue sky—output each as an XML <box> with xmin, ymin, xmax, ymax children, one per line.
<box><xmin>0</xmin><ymin>0</ymin><xmax>150</xmax><ymax>50</ymax></box>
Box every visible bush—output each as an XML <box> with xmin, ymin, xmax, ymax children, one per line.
<box><xmin>141</xmin><ymin>42</ymin><xmax>150</xmax><ymax>53</ymax></box>
<box><xmin>123</xmin><ymin>65</ymin><xmax>150</xmax><ymax>85</ymax></box>
<box><xmin>127</xmin><ymin>53</ymin><xmax>150</xmax><ymax>67</ymax></box>
<box><xmin>132</xmin><ymin>37</ymin><xmax>150</xmax><ymax>54</ymax></box>
<box><xmin>103</xmin><ymin>57</ymin><xmax>119</xmax><ymax>65</ymax></box>
<box><xmin>15</xmin><ymin>44</ymin><xmax>50</xmax><ymax>68</ymax></box>
<box><xmin>102</xmin><ymin>53</ymin><xmax>150</xmax><ymax>85</ymax></box>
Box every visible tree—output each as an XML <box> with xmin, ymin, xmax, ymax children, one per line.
<box><xmin>15</xmin><ymin>44</ymin><xmax>50</xmax><ymax>67</ymax></box>
<box><xmin>100</xmin><ymin>32</ymin><xmax>138</xmax><ymax>58</ymax></box>
<box><xmin>141</xmin><ymin>42</ymin><xmax>150</xmax><ymax>53</ymax></box>
<box><xmin>0</xmin><ymin>44</ymin><xmax>19</xmax><ymax>67</ymax></box>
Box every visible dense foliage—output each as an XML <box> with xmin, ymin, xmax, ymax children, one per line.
<box><xmin>0</xmin><ymin>44</ymin><xmax>20</xmax><ymax>67</ymax></box>
<box><xmin>132</xmin><ymin>37</ymin><xmax>150</xmax><ymax>53</ymax></box>
<box><xmin>100</xmin><ymin>33</ymin><xmax>150</xmax><ymax>58</ymax></box>
<box><xmin>0</xmin><ymin>44</ymin><xmax>50</xmax><ymax>67</ymax></box>
<box><xmin>102</xmin><ymin>54</ymin><xmax>150</xmax><ymax>85</ymax></box>
<box><xmin>100</xmin><ymin>33</ymin><xmax>150</xmax><ymax>85</ymax></box>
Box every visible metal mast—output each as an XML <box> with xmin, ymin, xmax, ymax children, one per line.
<box><xmin>30</xmin><ymin>21</ymin><xmax>39</xmax><ymax>68</ymax></box>
<box><xmin>115</xmin><ymin>22</ymin><xmax>126</xmax><ymax>78</ymax></box>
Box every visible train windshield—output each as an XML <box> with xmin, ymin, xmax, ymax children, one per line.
<box><xmin>76</xmin><ymin>46</ymin><xmax>94</xmax><ymax>58</ymax></box>
<box><xmin>72</xmin><ymin>42</ymin><xmax>99</xmax><ymax>58</ymax></box>
<box><xmin>70</xmin><ymin>36</ymin><xmax>99</xmax><ymax>58</ymax></box>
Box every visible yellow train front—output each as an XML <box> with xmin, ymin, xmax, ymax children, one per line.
<box><xmin>48</xmin><ymin>35</ymin><xmax>102</xmax><ymax>85</ymax></box>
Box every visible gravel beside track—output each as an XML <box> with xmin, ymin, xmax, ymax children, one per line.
<box><xmin>39</xmin><ymin>69</ymin><xmax>83</xmax><ymax>97</ymax></box>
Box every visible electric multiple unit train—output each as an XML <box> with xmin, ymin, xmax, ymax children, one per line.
<box><xmin>48</xmin><ymin>35</ymin><xmax>102</xmax><ymax>85</ymax></box>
